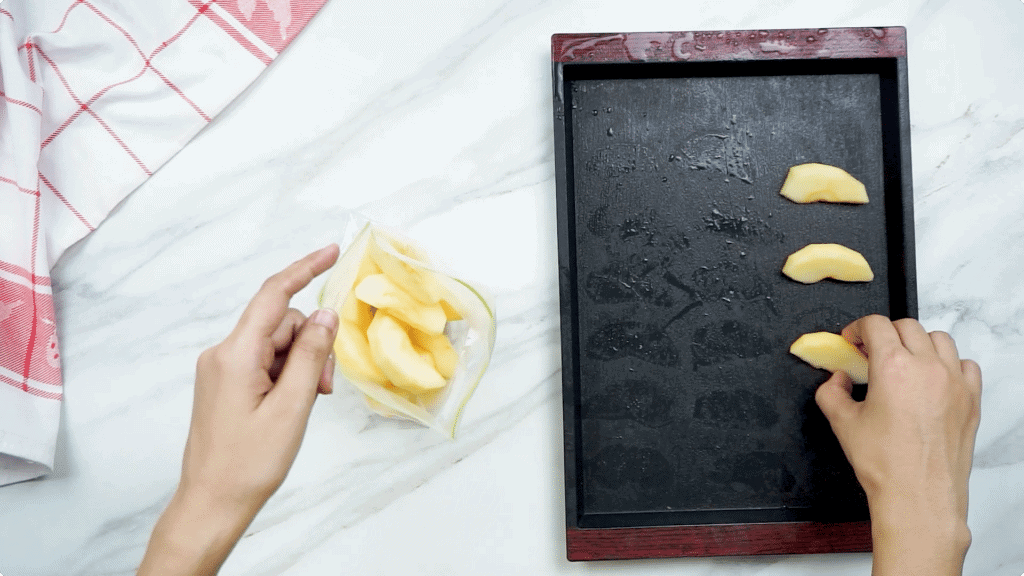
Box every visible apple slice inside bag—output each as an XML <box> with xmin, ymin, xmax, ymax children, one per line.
<box><xmin>317</xmin><ymin>223</ymin><xmax>496</xmax><ymax>437</ymax></box>
<box><xmin>354</xmin><ymin>274</ymin><xmax>447</xmax><ymax>335</ymax></box>
<box><xmin>366</xmin><ymin>312</ymin><xmax>447</xmax><ymax>394</ymax></box>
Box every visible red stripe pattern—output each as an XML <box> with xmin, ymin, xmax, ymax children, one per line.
<box><xmin>0</xmin><ymin>277</ymin><xmax>61</xmax><ymax>395</ymax></box>
<box><xmin>188</xmin><ymin>0</ymin><xmax>272</xmax><ymax>66</ymax></box>
<box><xmin>0</xmin><ymin>89</ymin><xmax>41</xmax><ymax>114</ymax></box>
<box><xmin>0</xmin><ymin>260</ymin><xmax>53</xmax><ymax>287</ymax></box>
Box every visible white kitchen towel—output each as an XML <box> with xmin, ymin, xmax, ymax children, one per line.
<box><xmin>0</xmin><ymin>0</ymin><xmax>330</xmax><ymax>486</ymax></box>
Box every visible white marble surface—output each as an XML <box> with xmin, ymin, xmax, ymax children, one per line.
<box><xmin>2</xmin><ymin>0</ymin><xmax>1024</xmax><ymax>574</ymax></box>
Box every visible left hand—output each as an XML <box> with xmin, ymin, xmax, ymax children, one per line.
<box><xmin>139</xmin><ymin>244</ymin><xmax>341</xmax><ymax>576</ymax></box>
<box><xmin>182</xmin><ymin>243</ymin><xmax>341</xmax><ymax>515</ymax></box>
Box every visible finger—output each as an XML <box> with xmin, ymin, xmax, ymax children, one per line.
<box><xmin>269</xmin><ymin>308</ymin><xmax>339</xmax><ymax>415</ymax></box>
<box><xmin>271</xmin><ymin>309</ymin><xmax>307</xmax><ymax>353</ymax></box>
<box><xmin>929</xmin><ymin>330</ymin><xmax>961</xmax><ymax>369</ymax></box>
<box><xmin>236</xmin><ymin>244</ymin><xmax>340</xmax><ymax>342</ymax></box>
<box><xmin>961</xmin><ymin>358</ymin><xmax>982</xmax><ymax>399</ymax></box>
<box><xmin>318</xmin><ymin>353</ymin><xmax>335</xmax><ymax>395</ymax></box>
<box><xmin>841</xmin><ymin>314</ymin><xmax>903</xmax><ymax>359</ymax></box>
<box><xmin>815</xmin><ymin>371</ymin><xmax>857</xmax><ymax>427</ymax></box>
<box><xmin>961</xmin><ymin>359</ymin><xmax>983</xmax><ymax>447</ymax></box>
<box><xmin>891</xmin><ymin>317</ymin><xmax>936</xmax><ymax>356</ymax></box>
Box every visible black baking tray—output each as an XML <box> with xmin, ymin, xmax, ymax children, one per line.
<box><xmin>552</xmin><ymin>28</ymin><xmax>916</xmax><ymax>559</ymax></box>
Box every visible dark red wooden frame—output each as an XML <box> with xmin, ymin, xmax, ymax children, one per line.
<box><xmin>551</xmin><ymin>26</ymin><xmax>911</xmax><ymax>561</ymax></box>
<box><xmin>552</xmin><ymin>27</ymin><xmax>907</xmax><ymax>64</ymax></box>
<box><xmin>567</xmin><ymin>522</ymin><xmax>872</xmax><ymax>560</ymax></box>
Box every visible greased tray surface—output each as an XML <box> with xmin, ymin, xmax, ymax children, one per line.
<box><xmin>551</xmin><ymin>28</ymin><xmax>916</xmax><ymax>559</ymax></box>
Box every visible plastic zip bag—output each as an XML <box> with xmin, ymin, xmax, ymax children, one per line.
<box><xmin>318</xmin><ymin>220</ymin><xmax>496</xmax><ymax>438</ymax></box>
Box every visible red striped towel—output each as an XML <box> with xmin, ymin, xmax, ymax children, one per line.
<box><xmin>0</xmin><ymin>0</ymin><xmax>329</xmax><ymax>486</ymax></box>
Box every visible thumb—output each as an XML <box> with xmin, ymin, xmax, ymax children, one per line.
<box><xmin>271</xmin><ymin>308</ymin><xmax>339</xmax><ymax>414</ymax></box>
<box><xmin>815</xmin><ymin>370</ymin><xmax>857</xmax><ymax>429</ymax></box>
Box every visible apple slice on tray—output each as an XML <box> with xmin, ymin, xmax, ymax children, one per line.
<box><xmin>318</xmin><ymin>223</ymin><xmax>496</xmax><ymax>438</ymax></box>
<box><xmin>790</xmin><ymin>331</ymin><xmax>869</xmax><ymax>384</ymax></box>
<box><xmin>779</xmin><ymin>163</ymin><xmax>869</xmax><ymax>204</ymax></box>
<box><xmin>782</xmin><ymin>243</ymin><xmax>874</xmax><ymax>284</ymax></box>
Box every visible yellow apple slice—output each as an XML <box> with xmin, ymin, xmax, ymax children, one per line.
<box><xmin>354</xmin><ymin>274</ymin><xmax>446</xmax><ymax>335</ymax></box>
<box><xmin>364</xmin><ymin>395</ymin><xmax>398</xmax><ymax>416</ymax></box>
<box><xmin>318</xmin><ymin>223</ymin><xmax>374</xmax><ymax>310</ymax></box>
<box><xmin>790</xmin><ymin>331</ymin><xmax>869</xmax><ymax>384</ymax></box>
<box><xmin>337</xmin><ymin>254</ymin><xmax>382</xmax><ymax>331</ymax></box>
<box><xmin>780</xmin><ymin>163</ymin><xmax>869</xmax><ymax>204</ymax></box>
<box><xmin>368</xmin><ymin>232</ymin><xmax>444</xmax><ymax>304</ymax></box>
<box><xmin>415</xmin><ymin>386</ymin><xmax>446</xmax><ymax>408</ymax></box>
<box><xmin>388</xmin><ymin>236</ymin><xmax>428</xmax><ymax>261</ymax></box>
<box><xmin>385</xmin><ymin>382</ymin><xmax>418</xmax><ymax>403</ymax></box>
<box><xmin>409</xmin><ymin>328</ymin><xmax>458</xmax><ymax>379</ymax></box>
<box><xmin>366</xmin><ymin>313</ymin><xmax>447</xmax><ymax>394</ymax></box>
<box><xmin>333</xmin><ymin>321</ymin><xmax>388</xmax><ymax>385</ymax></box>
<box><xmin>782</xmin><ymin>243</ymin><xmax>874</xmax><ymax>284</ymax></box>
<box><xmin>363</xmin><ymin>383</ymin><xmax>417</xmax><ymax>415</ymax></box>
<box><xmin>414</xmin><ymin>345</ymin><xmax>435</xmax><ymax>367</ymax></box>
<box><xmin>339</xmin><ymin>293</ymin><xmax>374</xmax><ymax>332</ymax></box>
<box><xmin>354</xmin><ymin>254</ymin><xmax>383</xmax><ymax>284</ymax></box>
<box><xmin>439</xmin><ymin>299</ymin><xmax>464</xmax><ymax>321</ymax></box>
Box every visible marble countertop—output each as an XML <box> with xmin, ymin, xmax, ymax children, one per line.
<box><xmin>2</xmin><ymin>0</ymin><xmax>1023</xmax><ymax>574</ymax></box>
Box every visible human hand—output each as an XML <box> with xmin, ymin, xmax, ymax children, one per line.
<box><xmin>180</xmin><ymin>242</ymin><xmax>341</xmax><ymax>514</ymax></box>
<box><xmin>814</xmin><ymin>314</ymin><xmax>982</xmax><ymax>576</ymax></box>
<box><xmin>139</xmin><ymin>244</ymin><xmax>341</xmax><ymax>576</ymax></box>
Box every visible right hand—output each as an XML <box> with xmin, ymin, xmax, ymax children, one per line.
<box><xmin>814</xmin><ymin>315</ymin><xmax>981</xmax><ymax>553</ymax></box>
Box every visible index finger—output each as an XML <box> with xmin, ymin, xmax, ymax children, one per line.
<box><xmin>235</xmin><ymin>244</ymin><xmax>340</xmax><ymax>341</ymax></box>
<box><xmin>841</xmin><ymin>314</ymin><xmax>904</xmax><ymax>359</ymax></box>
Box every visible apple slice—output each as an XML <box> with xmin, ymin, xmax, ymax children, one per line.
<box><xmin>384</xmin><ymin>382</ymin><xmax>418</xmax><ymax>403</ymax></box>
<box><xmin>388</xmin><ymin>236</ymin><xmax>429</xmax><ymax>261</ymax></box>
<box><xmin>336</xmin><ymin>253</ymin><xmax>382</xmax><ymax>331</ymax></box>
<box><xmin>333</xmin><ymin>321</ymin><xmax>388</xmax><ymax>385</ymax></box>
<box><xmin>414</xmin><ymin>345</ymin><xmax>435</xmax><ymax>367</ymax></box>
<box><xmin>780</xmin><ymin>163</ymin><xmax>869</xmax><ymax>204</ymax></box>
<box><xmin>790</xmin><ymin>331</ymin><xmax>869</xmax><ymax>384</ymax></box>
<box><xmin>354</xmin><ymin>254</ymin><xmax>383</xmax><ymax>283</ymax></box>
<box><xmin>439</xmin><ymin>299</ymin><xmax>464</xmax><ymax>321</ymax></box>
<box><xmin>354</xmin><ymin>274</ymin><xmax>447</xmax><ymax>335</ymax></box>
<box><xmin>782</xmin><ymin>243</ymin><xmax>874</xmax><ymax>284</ymax></box>
<box><xmin>366</xmin><ymin>313</ymin><xmax>447</xmax><ymax>394</ymax></box>
<box><xmin>339</xmin><ymin>293</ymin><xmax>374</xmax><ymax>332</ymax></box>
<box><xmin>363</xmin><ymin>383</ymin><xmax>417</xmax><ymax>416</ymax></box>
<box><xmin>369</xmin><ymin>232</ymin><xmax>444</xmax><ymax>304</ymax></box>
<box><xmin>409</xmin><ymin>328</ymin><xmax>458</xmax><ymax>379</ymax></box>
<box><xmin>364</xmin><ymin>395</ymin><xmax>399</xmax><ymax>416</ymax></box>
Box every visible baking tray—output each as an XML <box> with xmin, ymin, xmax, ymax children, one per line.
<box><xmin>551</xmin><ymin>27</ymin><xmax>916</xmax><ymax>560</ymax></box>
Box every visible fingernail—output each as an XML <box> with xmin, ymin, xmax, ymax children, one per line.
<box><xmin>311</xmin><ymin>308</ymin><xmax>339</xmax><ymax>331</ymax></box>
